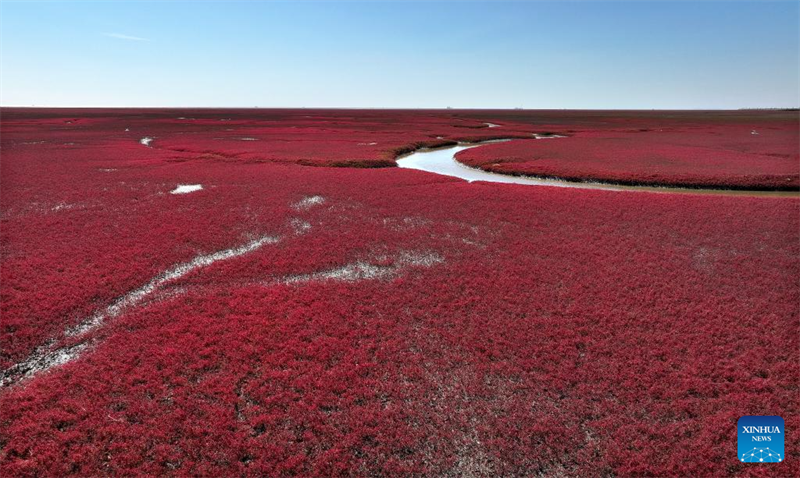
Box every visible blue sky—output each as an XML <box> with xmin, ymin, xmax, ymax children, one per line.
<box><xmin>1</xmin><ymin>1</ymin><xmax>798</xmax><ymax>108</ymax></box>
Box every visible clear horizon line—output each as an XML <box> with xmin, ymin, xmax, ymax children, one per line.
<box><xmin>1</xmin><ymin>105</ymin><xmax>798</xmax><ymax>111</ymax></box>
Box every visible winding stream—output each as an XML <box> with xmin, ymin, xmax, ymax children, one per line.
<box><xmin>396</xmin><ymin>141</ymin><xmax>799</xmax><ymax>197</ymax></box>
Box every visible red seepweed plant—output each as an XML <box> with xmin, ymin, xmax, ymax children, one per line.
<box><xmin>1</xmin><ymin>109</ymin><xmax>797</xmax><ymax>477</ymax></box>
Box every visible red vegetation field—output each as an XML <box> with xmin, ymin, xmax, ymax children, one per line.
<box><xmin>457</xmin><ymin>113</ymin><xmax>799</xmax><ymax>190</ymax></box>
<box><xmin>1</xmin><ymin>109</ymin><xmax>798</xmax><ymax>477</ymax></box>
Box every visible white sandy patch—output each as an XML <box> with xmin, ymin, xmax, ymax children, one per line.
<box><xmin>284</xmin><ymin>261</ymin><xmax>393</xmax><ymax>284</ymax></box>
<box><xmin>51</xmin><ymin>202</ymin><xmax>75</xmax><ymax>212</ymax></box>
<box><xmin>140</xmin><ymin>137</ymin><xmax>154</xmax><ymax>147</ymax></box>
<box><xmin>292</xmin><ymin>195</ymin><xmax>325</xmax><ymax>210</ymax></box>
<box><xmin>0</xmin><ymin>342</ymin><xmax>89</xmax><ymax>388</ymax></box>
<box><xmin>290</xmin><ymin>218</ymin><xmax>312</xmax><ymax>235</ymax></box>
<box><xmin>281</xmin><ymin>250</ymin><xmax>443</xmax><ymax>285</ymax></box>
<box><xmin>170</xmin><ymin>184</ymin><xmax>203</xmax><ymax>195</ymax></box>
<box><xmin>398</xmin><ymin>250</ymin><xmax>444</xmax><ymax>267</ymax></box>
<box><xmin>382</xmin><ymin>216</ymin><xmax>433</xmax><ymax>231</ymax></box>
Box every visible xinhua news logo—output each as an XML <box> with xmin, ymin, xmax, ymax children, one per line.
<box><xmin>738</xmin><ymin>416</ymin><xmax>784</xmax><ymax>463</ymax></box>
